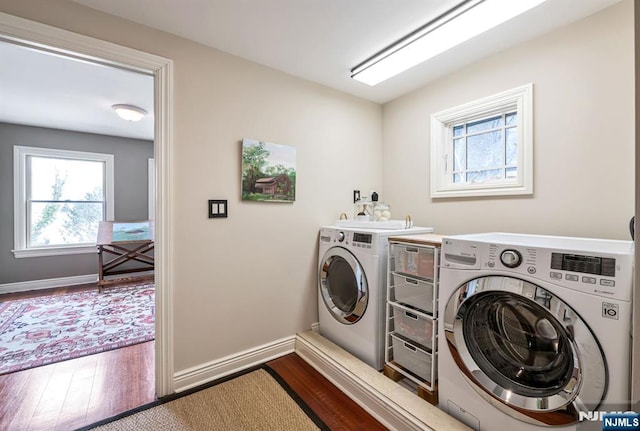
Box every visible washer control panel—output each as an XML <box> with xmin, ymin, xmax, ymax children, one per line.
<box><xmin>550</xmin><ymin>252</ymin><xmax>616</xmax><ymax>277</ymax></box>
<box><xmin>486</xmin><ymin>243</ymin><xmax>538</xmax><ymax>274</ymax></box>
<box><xmin>441</xmin><ymin>234</ymin><xmax>634</xmax><ymax>302</ymax></box>
<box><xmin>500</xmin><ymin>249</ymin><xmax>522</xmax><ymax>268</ymax></box>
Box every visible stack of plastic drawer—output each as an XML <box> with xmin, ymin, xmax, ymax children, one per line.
<box><xmin>385</xmin><ymin>239</ymin><xmax>439</xmax><ymax>395</ymax></box>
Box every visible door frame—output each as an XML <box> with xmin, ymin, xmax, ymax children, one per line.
<box><xmin>0</xmin><ymin>12</ymin><xmax>175</xmax><ymax>396</ymax></box>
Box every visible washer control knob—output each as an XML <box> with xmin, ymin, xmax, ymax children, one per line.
<box><xmin>500</xmin><ymin>249</ymin><xmax>522</xmax><ymax>268</ymax></box>
<box><xmin>337</xmin><ymin>231</ymin><xmax>345</xmax><ymax>242</ymax></box>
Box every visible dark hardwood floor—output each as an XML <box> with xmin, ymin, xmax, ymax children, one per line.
<box><xmin>0</xmin><ymin>341</ymin><xmax>155</xmax><ymax>431</ymax></box>
<box><xmin>0</xmin><ymin>284</ymin><xmax>386</xmax><ymax>430</ymax></box>
<box><xmin>267</xmin><ymin>353</ymin><xmax>388</xmax><ymax>431</ymax></box>
<box><xmin>0</xmin><ymin>282</ymin><xmax>156</xmax><ymax>431</ymax></box>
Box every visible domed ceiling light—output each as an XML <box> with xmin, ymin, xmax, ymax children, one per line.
<box><xmin>112</xmin><ymin>104</ymin><xmax>147</xmax><ymax>122</ymax></box>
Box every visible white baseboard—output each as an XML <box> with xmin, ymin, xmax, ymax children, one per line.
<box><xmin>0</xmin><ymin>274</ymin><xmax>98</xmax><ymax>294</ymax></box>
<box><xmin>295</xmin><ymin>331</ymin><xmax>467</xmax><ymax>431</ymax></box>
<box><xmin>295</xmin><ymin>332</ymin><xmax>426</xmax><ymax>431</ymax></box>
<box><xmin>173</xmin><ymin>335</ymin><xmax>296</xmax><ymax>393</ymax></box>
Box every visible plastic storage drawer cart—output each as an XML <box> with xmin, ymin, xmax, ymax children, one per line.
<box><xmin>384</xmin><ymin>236</ymin><xmax>441</xmax><ymax>404</ymax></box>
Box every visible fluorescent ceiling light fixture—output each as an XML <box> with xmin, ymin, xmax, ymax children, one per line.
<box><xmin>351</xmin><ymin>0</ymin><xmax>547</xmax><ymax>86</ymax></box>
<box><xmin>112</xmin><ymin>104</ymin><xmax>147</xmax><ymax>122</ymax></box>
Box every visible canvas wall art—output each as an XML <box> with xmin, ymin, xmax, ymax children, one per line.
<box><xmin>241</xmin><ymin>138</ymin><xmax>296</xmax><ymax>202</ymax></box>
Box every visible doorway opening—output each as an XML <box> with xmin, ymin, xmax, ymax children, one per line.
<box><xmin>0</xmin><ymin>11</ymin><xmax>174</xmax><ymax>423</ymax></box>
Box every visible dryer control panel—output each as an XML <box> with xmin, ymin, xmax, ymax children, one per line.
<box><xmin>441</xmin><ymin>233</ymin><xmax>634</xmax><ymax>302</ymax></box>
<box><xmin>319</xmin><ymin>228</ymin><xmax>382</xmax><ymax>255</ymax></box>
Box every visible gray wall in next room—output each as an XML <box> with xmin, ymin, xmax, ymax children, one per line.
<box><xmin>0</xmin><ymin>122</ymin><xmax>154</xmax><ymax>285</ymax></box>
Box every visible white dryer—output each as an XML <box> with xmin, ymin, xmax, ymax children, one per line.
<box><xmin>437</xmin><ymin>233</ymin><xmax>634</xmax><ymax>431</ymax></box>
<box><xmin>318</xmin><ymin>225</ymin><xmax>433</xmax><ymax>370</ymax></box>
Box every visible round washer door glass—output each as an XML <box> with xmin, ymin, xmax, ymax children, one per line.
<box><xmin>444</xmin><ymin>275</ymin><xmax>606</xmax><ymax>426</ymax></box>
<box><xmin>319</xmin><ymin>247</ymin><xmax>368</xmax><ymax>324</ymax></box>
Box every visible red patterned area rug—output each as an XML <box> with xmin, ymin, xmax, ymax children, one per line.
<box><xmin>0</xmin><ymin>283</ymin><xmax>154</xmax><ymax>375</ymax></box>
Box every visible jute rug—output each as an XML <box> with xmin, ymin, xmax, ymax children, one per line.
<box><xmin>79</xmin><ymin>367</ymin><xmax>328</xmax><ymax>431</ymax></box>
<box><xmin>0</xmin><ymin>283</ymin><xmax>154</xmax><ymax>375</ymax></box>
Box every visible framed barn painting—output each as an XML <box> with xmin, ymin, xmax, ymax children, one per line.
<box><xmin>241</xmin><ymin>138</ymin><xmax>296</xmax><ymax>202</ymax></box>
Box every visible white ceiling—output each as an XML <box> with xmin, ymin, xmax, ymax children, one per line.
<box><xmin>0</xmin><ymin>0</ymin><xmax>623</xmax><ymax>140</ymax></box>
<box><xmin>0</xmin><ymin>41</ymin><xmax>155</xmax><ymax>140</ymax></box>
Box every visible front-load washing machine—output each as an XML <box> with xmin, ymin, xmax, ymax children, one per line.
<box><xmin>438</xmin><ymin>233</ymin><xmax>634</xmax><ymax>430</ymax></box>
<box><xmin>318</xmin><ymin>225</ymin><xmax>433</xmax><ymax>370</ymax></box>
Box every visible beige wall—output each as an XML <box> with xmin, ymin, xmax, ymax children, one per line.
<box><xmin>0</xmin><ymin>1</ymin><xmax>382</xmax><ymax>372</ymax></box>
<box><xmin>382</xmin><ymin>0</ymin><xmax>634</xmax><ymax>240</ymax></box>
<box><xmin>2</xmin><ymin>0</ymin><xmax>634</xmax><ymax>382</ymax></box>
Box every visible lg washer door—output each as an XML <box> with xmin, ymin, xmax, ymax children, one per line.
<box><xmin>444</xmin><ymin>275</ymin><xmax>606</xmax><ymax>427</ymax></box>
<box><xmin>319</xmin><ymin>246</ymin><xmax>368</xmax><ymax>324</ymax></box>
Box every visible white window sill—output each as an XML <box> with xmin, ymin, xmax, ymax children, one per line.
<box><xmin>432</xmin><ymin>183</ymin><xmax>533</xmax><ymax>199</ymax></box>
<box><xmin>12</xmin><ymin>245</ymin><xmax>97</xmax><ymax>258</ymax></box>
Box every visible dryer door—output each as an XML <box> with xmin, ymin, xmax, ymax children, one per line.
<box><xmin>319</xmin><ymin>246</ymin><xmax>368</xmax><ymax>325</ymax></box>
<box><xmin>444</xmin><ymin>275</ymin><xmax>606</xmax><ymax>427</ymax></box>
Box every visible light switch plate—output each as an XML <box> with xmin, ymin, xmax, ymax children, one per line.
<box><xmin>208</xmin><ymin>200</ymin><xmax>228</xmax><ymax>218</ymax></box>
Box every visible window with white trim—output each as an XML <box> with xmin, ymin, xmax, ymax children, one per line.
<box><xmin>13</xmin><ymin>146</ymin><xmax>114</xmax><ymax>258</ymax></box>
<box><xmin>430</xmin><ymin>83</ymin><xmax>533</xmax><ymax>198</ymax></box>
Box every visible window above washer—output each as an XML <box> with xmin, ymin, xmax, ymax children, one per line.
<box><xmin>430</xmin><ymin>84</ymin><xmax>533</xmax><ymax>198</ymax></box>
